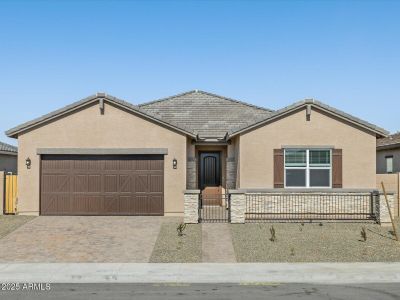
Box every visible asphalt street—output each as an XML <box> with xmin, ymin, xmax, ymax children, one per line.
<box><xmin>1</xmin><ymin>283</ymin><xmax>400</xmax><ymax>300</ymax></box>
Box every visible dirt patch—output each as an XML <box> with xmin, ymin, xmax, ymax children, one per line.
<box><xmin>0</xmin><ymin>215</ymin><xmax>36</xmax><ymax>239</ymax></box>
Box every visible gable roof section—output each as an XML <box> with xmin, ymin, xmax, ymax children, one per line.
<box><xmin>377</xmin><ymin>132</ymin><xmax>400</xmax><ymax>149</ymax></box>
<box><xmin>0</xmin><ymin>141</ymin><xmax>17</xmax><ymax>155</ymax></box>
<box><xmin>139</xmin><ymin>90</ymin><xmax>273</xmax><ymax>138</ymax></box>
<box><xmin>228</xmin><ymin>99</ymin><xmax>389</xmax><ymax>138</ymax></box>
<box><xmin>6</xmin><ymin>93</ymin><xmax>197</xmax><ymax>138</ymax></box>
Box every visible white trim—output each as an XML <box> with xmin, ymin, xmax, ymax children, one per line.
<box><xmin>284</xmin><ymin>148</ymin><xmax>332</xmax><ymax>188</ymax></box>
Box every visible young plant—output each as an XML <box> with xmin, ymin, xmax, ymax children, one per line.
<box><xmin>176</xmin><ymin>223</ymin><xmax>187</xmax><ymax>237</ymax></box>
<box><xmin>360</xmin><ymin>226</ymin><xmax>367</xmax><ymax>242</ymax></box>
<box><xmin>270</xmin><ymin>226</ymin><xmax>276</xmax><ymax>242</ymax></box>
<box><xmin>290</xmin><ymin>247</ymin><xmax>295</xmax><ymax>256</ymax></box>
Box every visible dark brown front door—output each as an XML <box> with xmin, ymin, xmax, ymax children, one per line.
<box><xmin>199</xmin><ymin>152</ymin><xmax>221</xmax><ymax>190</ymax></box>
<box><xmin>40</xmin><ymin>155</ymin><xmax>164</xmax><ymax>216</ymax></box>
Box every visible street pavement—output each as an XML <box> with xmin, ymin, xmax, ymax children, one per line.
<box><xmin>1</xmin><ymin>283</ymin><xmax>400</xmax><ymax>300</ymax></box>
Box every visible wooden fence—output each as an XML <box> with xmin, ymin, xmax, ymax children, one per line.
<box><xmin>4</xmin><ymin>174</ymin><xmax>18</xmax><ymax>214</ymax></box>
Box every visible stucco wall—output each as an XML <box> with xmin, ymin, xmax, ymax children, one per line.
<box><xmin>239</xmin><ymin>107</ymin><xmax>377</xmax><ymax>189</ymax></box>
<box><xmin>0</xmin><ymin>154</ymin><xmax>17</xmax><ymax>174</ymax></box>
<box><xmin>16</xmin><ymin>102</ymin><xmax>187</xmax><ymax>216</ymax></box>
<box><xmin>377</xmin><ymin>148</ymin><xmax>400</xmax><ymax>174</ymax></box>
<box><xmin>0</xmin><ymin>171</ymin><xmax>4</xmax><ymax>215</ymax></box>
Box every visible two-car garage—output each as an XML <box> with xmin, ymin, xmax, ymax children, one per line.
<box><xmin>40</xmin><ymin>154</ymin><xmax>164</xmax><ymax>216</ymax></box>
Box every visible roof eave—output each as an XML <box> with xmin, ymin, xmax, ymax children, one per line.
<box><xmin>6</xmin><ymin>94</ymin><xmax>197</xmax><ymax>139</ymax></box>
<box><xmin>229</xmin><ymin>101</ymin><xmax>389</xmax><ymax>138</ymax></box>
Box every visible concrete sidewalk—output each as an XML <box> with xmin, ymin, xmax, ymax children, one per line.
<box><xmin>1</xmin><ymin>263</ymin><xmax>400</xmax><ymax>284</ymax></box>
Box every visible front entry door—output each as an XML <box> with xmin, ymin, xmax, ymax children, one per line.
<box><xmin>199</xmin><ymin>152</ymin><xmax>221</xmax><ymax>190</ymax></box>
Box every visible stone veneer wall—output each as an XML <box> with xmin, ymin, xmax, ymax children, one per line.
<box><xmin>186</xmin><ymin>157</ymin><xmax>197</xmax><ymax>190</ymax></box>
<box><xmin>226</xmin><ymin>157</ymin><xmax>237</xmax><ymax>189</ymax></box>
<box><xmin>378</xmin><ymin>192</ymin><xmax>395</xmax><ymax>226</ymax></box>
<box><xmin>184</xmin><ymin>190</ymin><xmax>199</xmax><ymax>223</ymax></box>
<box><xmin>230</xmin><ymin>193</ymin><xmax>246</xmax><ymax>223</ymax></box>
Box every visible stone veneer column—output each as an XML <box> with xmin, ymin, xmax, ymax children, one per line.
<box><xmin>226</xmin><ymin>157</ymin><xmax>237</xmax><ymax>189</ymax></box>
<box><xmin>230</xmin><ymin>191</ymin><xmax>245</xmax><ymax>223</ymax></box>
<box><xmin>186</xmin><ymin>157</ymin><xmax>197</xmax><ymax>190</ymax></box>
<box><xmin>184</xmin><ymin>190</ymin><xmax>200</xmax><ymax>224</ymax></box>
<box><xmin>378</xmin><ymin>192</ymin><xmax>395</xmax><ymax>226</ymax></box>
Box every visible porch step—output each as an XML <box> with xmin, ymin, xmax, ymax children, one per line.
<box><xmin>201</xmin><ymin>223</ymin><xmax>237</xmax><ymax>263</ymax></box>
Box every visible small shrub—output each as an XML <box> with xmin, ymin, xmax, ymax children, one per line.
<box><xmin>290</xmin><ymin>247</ymin><xmax>295</xmax><ymax>256</ymax></box>
<box><xmin>360</xmin><ymin>226</ymin><xmax>367</xmax><ymax>242</ymax></box>
<box><xmin>319</xmin><ymin>223</ymin><xmax>323</xmax><ymax>226</ymax></box>
<box><xmin>176</xmin><ymin>223</ymin><xmax>186</xmax><ymax>237</ymax></box>
<box><xmin>270</xmin><ymin>226</ymin><xmax>276</xmax><ymax>242</ymax></box>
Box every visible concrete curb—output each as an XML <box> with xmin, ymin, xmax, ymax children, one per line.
<box><xmin>0</xmin><ymin>263</ymin><xmax>400</xmax><ymax>284</ymax></box>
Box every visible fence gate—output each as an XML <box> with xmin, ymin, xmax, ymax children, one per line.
<box><xmin>4</xmin><ymin>174</ymin><xmax>18</xmax><ymax>214</ymax></box>
<box><xmin>199</xmin><ymin>193</ymin><xmax>230</xmax><ymax>223</ymax></box>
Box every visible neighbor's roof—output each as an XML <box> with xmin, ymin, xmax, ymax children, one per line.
<box><xmin>377</xmin><ymin>132</ymin><xmax>400</xmax><ymax>149</ymax></box>
<box><xmin>0</xmin><ymin>141</ymin><xmax>17</xmax><ymax>155</ymax></box>
<box><xmin>139</xmin><ymin>90</ymin><xmax>273</xmax><ymax>138</ymax></box>
<box><xmin>5</xmin><ymin>91</ymin><xmax>388</xmax><ymax>139</ymax></box>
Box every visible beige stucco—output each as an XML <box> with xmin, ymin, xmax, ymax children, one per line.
<box><xmin>16</xmin><ymin>102</ymin><xmax>187</xmax><ymax>216</ymax></box>
<box><xmin>238</xmin><ymin>107</ymin><xmax>377</xmax><ymax>189</ymax></box>
<box><xmin>0</xmin><ymin>171</ymin><xmax>4</xmax><ymax>215</ymax></box>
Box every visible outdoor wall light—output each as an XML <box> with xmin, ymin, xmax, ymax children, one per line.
<box><xmin>25</xmin><ymin>157</ymin><xmax>31</xmax><ymax>169</ymax></box>
<box><xmin>173</xmin><ymin>158</ymin><xmax>177</xmax><ymax>169</ymax></box>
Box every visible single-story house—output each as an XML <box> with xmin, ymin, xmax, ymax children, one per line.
<box><xmin>5</xmin><ymin>90</ymin><xmax>388</xmax><ymax>217</ymax></box>
<box><xmin>0</xmin><ymin>141</ymin><xmax>17</xmax><ymax>174</ymax></box>
<box><xmin>377</xmin><ymin>132</ymin><xmax>400</xmax><ymax>174</ymax></box>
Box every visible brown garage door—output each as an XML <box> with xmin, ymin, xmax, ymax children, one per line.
<box><xmin>40</xmin><ymin>155</ymin><xmax>164</xmax><ymax>216</ymax></box>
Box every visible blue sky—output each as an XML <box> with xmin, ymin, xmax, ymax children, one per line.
<box><xmin>1</xmin><ymin>0</ymin><xmax>399</xmax><ymax>145</ymax></box>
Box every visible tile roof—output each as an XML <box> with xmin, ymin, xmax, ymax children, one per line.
<box><xmin>0</xmin><ymin>141</ymin><xmax>17</xmax><ymax>154</ymax></box>
<box><xmin>5</xmin><ymin>90</ymin><xmax>388</xmax><ymax>140</ymax></box>
<box><xmin>139</xmin><ymin>90</ymin><xmax>273</xmax><ymax>138</ymax></box>
<box><xmin>377</xmin><ymin>132</ymin><xmax>400</xmax><ymax>148</ymax></box>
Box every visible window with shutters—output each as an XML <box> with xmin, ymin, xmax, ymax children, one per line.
<box><xmin>284</xmin><ymin>149</ymin><xmax>332</xmax><ymax>188</ymax></box>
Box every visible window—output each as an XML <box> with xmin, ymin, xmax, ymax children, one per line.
<box><xmin>284</xmin><ymin>149</ymin><xmax>331</xmax><ymax>188</ymax></box>
<box><xmin>386</xmin><ymin>156</ymin><xmax>394</xmax><ymax>173</ymax></box>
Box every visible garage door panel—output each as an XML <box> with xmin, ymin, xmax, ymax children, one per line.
<box><xmin>41</xmin><ymin>155</ymin><xmax>164</xmax><ymax>216</ymax></box>
<box><xmin>135</xmin><ymin>175</ymin><xmax>148</xmax><ymax>193</ymax></box>
<box><xmin>74</xmin><ymin>175</ymin><xmax>88</xmax><ymax>192</ymax></box>
<box><xmin>104</xmin><ymin>175</ymin><xmax>118</xmax><ymax>193</ymax></box>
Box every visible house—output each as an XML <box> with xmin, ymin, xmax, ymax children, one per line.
<box><xmin>377</xmin><ymin>132</ymin><xmax>400</xmax><ymax>174</ymax></box>
<box><xmin>0</xmin><ymin>141</ymin><xmax>17</xmax><ymax>174</ymax></box>
<box><xmin>5</xmin><ymin>90</ymin><xmax>388</xmax><ymax>217</ymax></box>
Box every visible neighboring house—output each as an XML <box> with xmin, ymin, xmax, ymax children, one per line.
<box><xmin>377</xmin><ymin>132</ymin><xmax>400</xmax><ymax>174</ymax></box>
<box><xmin>0</xmin><ymin>141</ymin><xmax>17</xmax><ymax>174</ymax></box>
<box><xmin>5</xmin><ymin>90</ymin><xmax>388</xmax><ymax>216</ymax></box>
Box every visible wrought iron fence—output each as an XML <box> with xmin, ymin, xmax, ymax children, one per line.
<box><xmin>199</xmin><ymin>194</ymin><xmax>230</xmax><ymax>223</ymax></box>
<box><xmin>245</xmin><ymin>192</ymin><xmax>378</xmax><ymax>222</ymax></box>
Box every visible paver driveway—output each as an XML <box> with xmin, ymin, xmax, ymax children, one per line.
<box><xmin>0</xmin><ymin>216</ymin><xmax>179</xmax><ymax>263</ymax></box>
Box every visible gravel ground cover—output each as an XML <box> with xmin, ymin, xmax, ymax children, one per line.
<box><xmin>0</xmin><ymin>215</ymin><xmax>36</xmax><ymax>239</ymax></box>
<box><xmin>150</xmin><ymin>222</ymin><xmax>202</xmax><ymax>263</ymax></box>
<box><xmin>231</xmin><ymin>220</ymin><xmax>400</xmax><ymax>262</ymax></box>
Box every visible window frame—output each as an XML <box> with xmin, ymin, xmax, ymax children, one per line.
<box><xmin>385</xmin><ymin>155</ymin><xmax>394</xmax><ymax>174</ymax></box>
<box><xmin>284</xmin><ymin>148</ymin><xmax>332</xmax><ymax>188</ymax></box>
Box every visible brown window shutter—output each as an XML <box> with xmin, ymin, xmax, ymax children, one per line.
<box><xmin>332</xmin><ymin>149</ymin><xmax>343</xmax><ymax>188</ymax></box>
<box><xmin>274</xmin><ymin>149</ymin><xmax>284</xmax><ymax>188</ymax></box>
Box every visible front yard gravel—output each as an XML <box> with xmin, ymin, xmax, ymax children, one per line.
<box><xmin>231</xmin><ymin>221</ymin><xmax>400</xmax><ymax>262</ymax></box>
<box><xmin>150</xmin><ymin>222</ymin><xmax>202</xmax><ymax>263</ymax></box>
<box><xmin>0</xmin><ymin>215</ymin><xmax>36</xmax><ymax>239</ymax></box>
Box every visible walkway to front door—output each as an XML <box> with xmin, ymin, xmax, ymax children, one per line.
<box><xmin>202</xmin><ymin>223</ymin><xmax>237</xmax><ymax>262</ymax></box>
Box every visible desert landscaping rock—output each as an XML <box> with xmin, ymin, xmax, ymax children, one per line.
<box><xmin>150</xmin><ymin>222</ymin><xmax>202</xmax><ymax>263</ymax></box>
<box><xmin>231</xmin><ymin>221</ymin><xmax>400</xmax><ymax>262</ymax></box>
